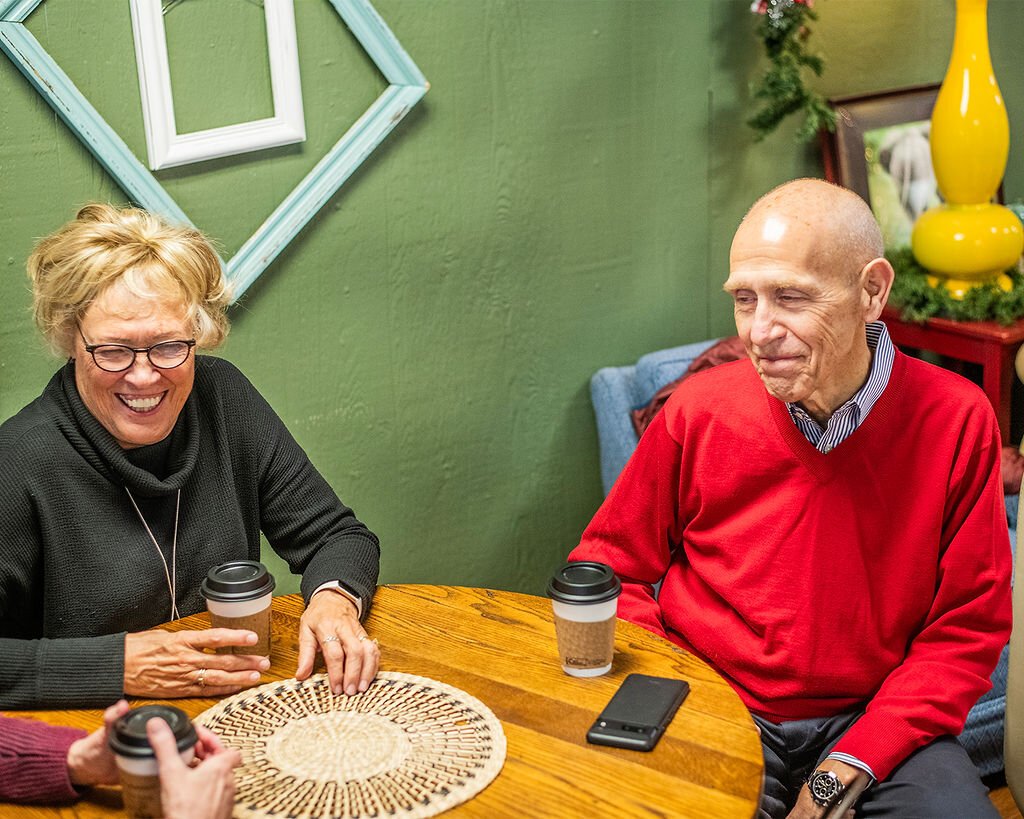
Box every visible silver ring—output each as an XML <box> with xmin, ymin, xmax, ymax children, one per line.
<box><xmin>196</xmin><ymin>668</ymin><xmax>207</xmax><ymax>688</ymax></box>
<box><xmin>358</xmin><ymin>634</ymin><xmax>368</xmax><ymax>642</ymax></box>
<box><xmin>322</xmin><ymin>635</ymin><xmax>340</xmax><ymax>644</ymax></box>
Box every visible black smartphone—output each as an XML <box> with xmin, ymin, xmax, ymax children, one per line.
<box><xmin>586</xmin><ymin>673</ymin><xmax>690</xmax><ymax>751</ymax></box>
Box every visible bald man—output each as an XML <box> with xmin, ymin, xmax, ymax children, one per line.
<box><xmin>569</xmin><ymin>179</ymin><xmax>1011</xmax><ymax>818</ymax></box>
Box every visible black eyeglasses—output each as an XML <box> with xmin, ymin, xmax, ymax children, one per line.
<box><xmin>78</xmin><ymin>327</ymin><xmax>196</xmax><ymax>373</ymax></box>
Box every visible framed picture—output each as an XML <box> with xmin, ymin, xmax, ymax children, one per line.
<box><xmin>821</xmin><ymin>84</ymin><xmax>942</xmax><ymax>249</ymax></box>
<box><xmin>129</xmin><ymin>0</ymin><xmax>306</xmax><ymax>171</ymax></box>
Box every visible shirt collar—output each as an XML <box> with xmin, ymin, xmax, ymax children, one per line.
<box><xmin>787</xmin><ymin>320</ymin><xmax>894</xmax><ymax>434</ymax></box>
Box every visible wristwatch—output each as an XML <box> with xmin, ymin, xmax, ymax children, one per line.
<box><xmin>807</xmin><ymin>768</ymin><xmax>845</xmax><ymax>809</ymax></box>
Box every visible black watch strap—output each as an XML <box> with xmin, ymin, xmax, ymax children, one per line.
<box><xmin>807</xmin><ymin>768</ymin><xmax>845</xmax><ymax>808</ymax></box>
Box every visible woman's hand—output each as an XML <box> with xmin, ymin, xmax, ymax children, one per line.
<box><xmin>296</xmin><ymin>590</ymin><xmax>379</xmax><ymax>696</ymax></box>
<box><xmin>124</xmin><ymin>629</ymin><xmax>270</xmax><ymax>698</ymax></box>
<box><xmin>147</xmin><ymin>718</ymin><xmax>240</xmax><ymax>819</ymax></box>
<box><xmin>66</xmin><ymin>699</ymin><xmax>131</xmax><ymax>787</ymax></box>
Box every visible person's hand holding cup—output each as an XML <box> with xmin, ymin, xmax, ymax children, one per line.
<box><xmin>108</xmin><ymin>705</ymin><xmax>197</xmax><ymax>818</ymax></box>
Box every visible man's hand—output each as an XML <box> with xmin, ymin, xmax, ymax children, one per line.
<box><xmin>124</xmin><ymin>629</ymin><xmax>270</xmax><ymax>698</ymax></box>
<box><xmin>296</xmin><ymin>589</ymin><xmax>379</xmax><ymax>696</ymax></box>
<box><xmin>787</xmin><ymin>760</ymin><xmax>861</xmax><ymax>819</ymax></box>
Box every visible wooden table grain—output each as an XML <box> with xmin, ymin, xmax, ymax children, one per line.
<box><xmin>3</xmin><ymin>585</ymin><xmax>764</xmax><ymax>818</ymax></box>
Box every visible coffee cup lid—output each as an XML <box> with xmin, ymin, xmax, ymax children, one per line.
<box><xmin>200</xmin><ymin>560</ymin><xmax>276</xmax><ymax>602</ymax></box>
<box><xmin>547</xmin><ymin>561</ymin><xmax>621</xmax><ymax>604</ymax></box>
<box><xmin>108</xmin><ymin>705</ymin><xmax>197</xmax><ymax>758</ymax></box>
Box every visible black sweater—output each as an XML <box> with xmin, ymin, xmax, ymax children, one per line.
<box><xmin>0</xmin><ymin>357</ymin><xmax>379</xmax><ymax>708</ymax></box>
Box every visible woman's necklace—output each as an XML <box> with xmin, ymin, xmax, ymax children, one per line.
<box><xmin>125</xmin><ymin>487</ymin><xmax>181</xmax><ymax>621</ymax></box>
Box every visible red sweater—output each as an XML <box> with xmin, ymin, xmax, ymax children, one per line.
<box><xmin>0</xmin><ymin>715</ymin><xmax>84</xmax><ymax>803</ymax></box>
<box><xmin>570</xmin><ymin>351</ymin><xmax>1012</xmax><ymax>780</ymax></box>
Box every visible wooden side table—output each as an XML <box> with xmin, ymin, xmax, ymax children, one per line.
<box><xmin>881</xmin><ymin>306</ymin><xmax>1024</xmax><ymax>442</ymax></box>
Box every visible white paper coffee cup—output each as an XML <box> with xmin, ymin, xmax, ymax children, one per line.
<box><xmin>547</xmin><ymin>562</ymin><xmax>622</xmax><ymax>677</ymax></box>
<box><xmin>201</xmin><ymin>560</ymin><xmax>276</xmax><ymax>656</ymax></box>
<box><xmin>109</xmin><ymin>705</ymin><xmax>197</xmax><ymax>818</ymax></box>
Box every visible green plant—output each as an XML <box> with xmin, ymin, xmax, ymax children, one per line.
<box><xmin>747</xmin><ymin>0</ymin><xmax>836</xmax><ymax>142</ymax></box>
<box><xmin>886</xmin><ymin>246</ymin><xmax>1024</xmax><ymax>325</ymax></box>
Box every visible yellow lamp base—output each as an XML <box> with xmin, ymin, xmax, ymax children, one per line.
<box><xmin>912</xmin><ymin>203</ymin><xmax>1024</xmax><ymax>294</ymax></box>
<box><xmin>926</xmin><ymin>272</ymin><xmax>1014</xmax><ymax>300</ymax></box>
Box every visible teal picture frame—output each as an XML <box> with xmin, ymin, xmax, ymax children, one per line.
<box><xmin>0</xmin><ymin>0</ymin><xmax>428</xmax><ymax>301</ymax></box>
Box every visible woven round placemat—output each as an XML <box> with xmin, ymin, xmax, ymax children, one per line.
<box><xmin>195</xmin><ymin>671</ymin><xmax>506</xmax><ymax>819</ymax></box>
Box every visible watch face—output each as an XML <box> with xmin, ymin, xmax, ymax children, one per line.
<box><xmin>809</xmin><ymin>770</ymin><xmax>843</xmax><ymax>806</ymax></box>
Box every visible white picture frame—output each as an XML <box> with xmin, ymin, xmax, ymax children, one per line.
<box><xmin>129</xmin><ymin>0</ymin><xmax>305</xmax><ymax>170</ymax></box>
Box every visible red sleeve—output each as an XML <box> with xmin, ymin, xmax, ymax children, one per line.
<box><xmin>0</xmin><ymin>715</ymin><xmax>86</xmax><ymax>803</ymax></box>
<box><xmin>831</xmin><ymin>409</ymin><xmax>1013</xmax><ymax>779</ymax></box>
<box><xmin>569</xmin><ymin>410</ymin><xmax>685</xmax><ymax>638</ymax></box>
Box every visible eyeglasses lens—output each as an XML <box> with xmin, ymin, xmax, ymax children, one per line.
<box><xmin>149</xmin><ymin>341</ymin><xmax>191</xmax><ymax>367</ymax></box>
<box><xmin>91</xmin><ymin>342</ymin><xmax>191</xmax><ymax>372</ymax></box>
<box><xmin>92</xmin><ymin>347</ymin><xmax>134</xmax><ymax>371</ymax></box>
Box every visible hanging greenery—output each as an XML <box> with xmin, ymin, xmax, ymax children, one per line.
<box><xmin>886</xmin><ymin>246</ymin><xmax>1024</xmax><ymax>325</ymax></box>
<box><xmin>747</xmin><ymin>0</ymin><xmax>836</xmax><ymax>142</ymax></box>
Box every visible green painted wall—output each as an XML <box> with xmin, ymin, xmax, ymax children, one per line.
<box><xmin>2</xmin><ymin>0</ymin><xmax>1023</xmax><ymax>597</ymax></box>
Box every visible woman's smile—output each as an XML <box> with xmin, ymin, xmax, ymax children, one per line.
<box><xmin>116</xmin><ymin>391</ymin><xmax>166</xmax><ymax>413</ymax></box>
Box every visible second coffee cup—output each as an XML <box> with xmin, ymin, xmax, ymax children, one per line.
<box><xmin>547</xmin><ymin>561</ymin><xmax>622</xmax><ymax>677</ymax></box>
<box><xmin>201</xmin><ymin>560</ymin><xmax>276</xmax><ymax>656</ymax></box>
<box><xmin>108</xmin><ymin>704</ymin><xmax>197</xmax><ymax>819</ymax></box>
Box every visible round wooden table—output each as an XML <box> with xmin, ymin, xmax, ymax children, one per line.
<box><xmin>4</xmin><ymin>585</ymin><xmax>764</xmax><ymax>818</ymax></box>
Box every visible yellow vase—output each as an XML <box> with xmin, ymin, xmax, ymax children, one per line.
<box><xmin>911</xmin><ymin>0</ymin><xmax>1023</xmax><ymax>298</ymax></box>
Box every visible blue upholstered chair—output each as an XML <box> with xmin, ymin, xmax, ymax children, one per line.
<box><xmin>590</xmin><ymin>339</ymin><xmax>1014</xmax><ymax>777</ymax></box>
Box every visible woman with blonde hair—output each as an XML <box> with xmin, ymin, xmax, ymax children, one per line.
<box><xmin>0</xmin><ymin>204</ymin><xmax>380</xmax><ymax>708</ymax></box>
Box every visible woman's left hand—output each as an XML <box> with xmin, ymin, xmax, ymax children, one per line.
<box><xmin>296</xmin><ymin>590</ymin><xmax>379</xmax><ymax>696</ymax></box>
